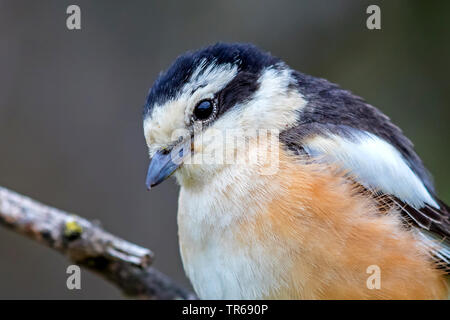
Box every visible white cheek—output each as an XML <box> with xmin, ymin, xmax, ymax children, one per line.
<box><xmin>239</xmin><ymin>68</ymin><xmax>306</xmax><ymax>131</ymax></box>
<box><xmin>183</xmin><ymin>63</ymin><xmax>238</xmax><ymax>124</ymax></box>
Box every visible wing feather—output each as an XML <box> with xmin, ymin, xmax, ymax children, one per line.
<box><xmin>284</xmin><ymin>71</ymin><xmax>450</xmax><ymax>268</ymax></box>
<box><xmin>283</xmin><ymin>126</ymin><xmax>450</xmax><ymax>269</ymax></box>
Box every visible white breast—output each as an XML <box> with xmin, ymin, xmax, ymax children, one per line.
<box><xmin>176</xmin><ymin>166</ymin><xmax>289</xmax><ymax>299</ymax></box>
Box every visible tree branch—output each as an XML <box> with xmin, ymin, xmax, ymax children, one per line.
<box><xmin>0</xmin><ymin>186</ymin><xmax>197</xmax><ymax>300</ymax></box>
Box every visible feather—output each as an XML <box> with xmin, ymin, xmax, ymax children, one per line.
<box><xmin>281</xmin><ymin>126</ymin><xmax>450</xmax><ymax>271</ymax></box>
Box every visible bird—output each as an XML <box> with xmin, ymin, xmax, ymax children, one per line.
<box><xmin>142</xmin><ymin>43</ymin><xmax>450</xmax><ymax>299</ymax></box>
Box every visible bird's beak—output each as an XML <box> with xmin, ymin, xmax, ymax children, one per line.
<box><xmin>145</xmin><ymin>144</ymin><xmax>185</xmax><ymax>190</ymax></box>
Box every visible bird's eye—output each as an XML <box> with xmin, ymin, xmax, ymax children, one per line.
<box><xmin>193</xmin><ymin>100</ymin><xmax>215</xmax><ymax>121</ymax></box>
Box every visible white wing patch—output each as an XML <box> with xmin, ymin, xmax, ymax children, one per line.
<box><xmin>302</xmin><ymin>130</ymin><xmax>439</xmax><ymax>209</ymax></box>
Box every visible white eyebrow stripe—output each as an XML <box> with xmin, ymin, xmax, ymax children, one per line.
<box><xmin>183</xmin><ymin>61</ymin><xmax>238</xmax><ymax>96</ymax></box>
<box><xmin>302</xmin><ymin>130</ymin><xmax>439</xmax><ymax>209</ymax></box>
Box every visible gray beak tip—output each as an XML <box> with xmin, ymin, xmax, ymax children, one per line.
<box><xmin>145</xmin><ymin>147</ymin><xmax>183</xmax><ymax>191</ymax></box>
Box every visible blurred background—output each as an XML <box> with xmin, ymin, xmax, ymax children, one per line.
<box><xmin>0</xmin><ymin>0</ymin><xmax>449</xmax><ymax>299</ymax></box>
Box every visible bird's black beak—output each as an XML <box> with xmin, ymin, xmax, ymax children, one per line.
<box><xmin>145</xmin><ymin>144</ymin><xmax>185</xmax><ymax>190</ymax></box>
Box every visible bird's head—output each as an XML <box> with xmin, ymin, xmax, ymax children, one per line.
<box><xmin>143</xmin><ymin>43</ymin><xmax>305</xmax><ymax>189</ymax></box>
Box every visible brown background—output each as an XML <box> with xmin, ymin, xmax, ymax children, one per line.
<box><xmin>0</xmin><ymin>0</ymin><xmax>449</xmax><ymax>298</ymax></box>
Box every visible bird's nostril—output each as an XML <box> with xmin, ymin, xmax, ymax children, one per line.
<box><xmin>161</xmin><ymin>148</ymin><xmax>170</xmax><ymax>155</ymax></box>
